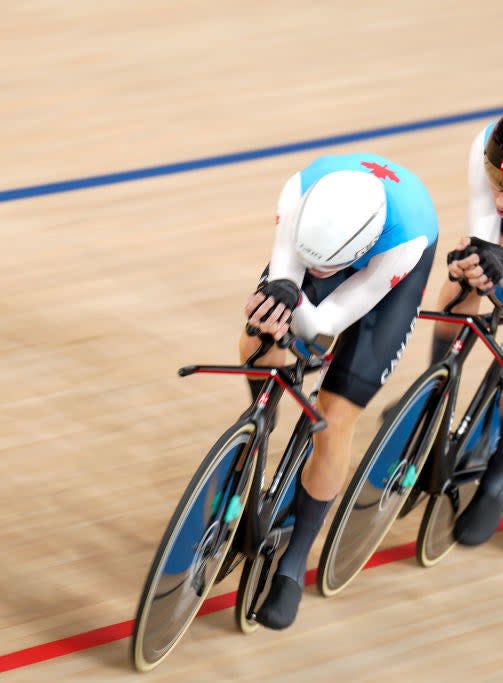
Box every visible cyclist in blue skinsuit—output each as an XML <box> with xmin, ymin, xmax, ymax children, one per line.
<box><xmin>240</xmin><ymin>153</ymin><xmax>438</xmax><ymax>629</ymax></box>
<box><xmin>443</xmin><ymin>116</ymin><xmax>503</xmax><ymax>546</ymax></box>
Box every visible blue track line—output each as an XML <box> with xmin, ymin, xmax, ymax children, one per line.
<box><xmin>2</xmin><ymin>106</ymin><xmax>503</xmax><ymax>203</ymax></box>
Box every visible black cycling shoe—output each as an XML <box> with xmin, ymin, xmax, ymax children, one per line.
<box><xmin>255</xmin><ymin>574</ymin><xmax>303</xmax><ymax>630</ymax></box>
<box><xmin>454</xmin><ymin>489</ymin><xmax>503</xmax><ymax>546</ymax></box>
<box><xmin>454</xmin><ymin>454</ymin><xmax>503</xmax><ymax>546</ymax></box>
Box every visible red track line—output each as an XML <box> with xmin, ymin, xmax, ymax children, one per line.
<box><xmin>1</xmin><ymin>525</ymin><xmax>502</xmax><ymax>674</ymax></box>
<box><xmin>0</xmin><ymin>621</ymin><xmax>134</xmax><ymax>673</ymax></box>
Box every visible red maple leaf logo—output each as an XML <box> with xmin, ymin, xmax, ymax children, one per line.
<box><xmin>390</xmin><ymin>272</ymin><xmax>409</xmax><ymax>288</ymax></box>
<box><xmin>361</xmin><ymin>161</ymin><xmax>400</xmax><ymax>183</ymax></box>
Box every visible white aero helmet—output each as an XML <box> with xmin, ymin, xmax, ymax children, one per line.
<box><xmin>294</xmin><ymin>170</ymin><xmax>387</xmax><ymax>271</ymax></box>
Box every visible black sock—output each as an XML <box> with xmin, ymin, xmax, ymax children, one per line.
<box><xmin>430</xmin><ymin>334</ymin><xmax>453</xmax><ymax>365</ymax></box>
<box><xmin>277</xmin><ymin>485</ymin><xmax>334</xmax><ymax>588</ymax></box>
<box><xmin>255</xmin><ymin>485</ymin><xmax>334</xmax><ymax>630</ymax></box>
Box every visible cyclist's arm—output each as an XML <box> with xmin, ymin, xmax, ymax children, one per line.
<box><xmin>291</xmin><ymin>236</ymin><xmax>428</xmax><ymax>341</ymax></box>
<box><xmin>468</xmin><ymin>128</ymin><xmax>501</xmax><ymax>243</ymax></box>
<box><xmin>244</xmin><ymin>173</ymin><xmax>305</xmax><ymax>340</ymax></box>
<box><xmin>268</xmin><ymin>172</ymin><xmax>306</xmax><ymax>287</ymax></box>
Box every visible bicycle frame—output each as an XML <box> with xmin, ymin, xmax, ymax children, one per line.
<box><xmin>418</xmin><ymin>288</ymin><xmax>503</xmax><ymax>494</ymax></box>
<box><xmin>178</xmin><ymin>337</ymin><xmax>333</xmax><ymax>558</ymax></box>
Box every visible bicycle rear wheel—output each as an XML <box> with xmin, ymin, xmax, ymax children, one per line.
<box><xmin>317</xmin><ymin>365</ymin><xmax>450</xmax><ymax>597</ymax></box>
<box><xmin>132</xmin><ymin>421</ymin><xmax>257</xmax><ymax>672</ymax></box>
<box><xmin>416</xmin><ymin>388</ymin><xmax>500</xmax><ymax>567</ymax></box>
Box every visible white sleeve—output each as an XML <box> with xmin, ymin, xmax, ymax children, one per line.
<box><xmin>468</xmin><ymin>128</ymin><xmax>500</xmax><ymax>243</ymax></box>
<box><xmin>291</xmin><ymin>236</ymin><xmax>428</xmax><ymax>341</ymax></box>
<box><xmin>268</xmin><ymin>172</ymin><xmax>306</xmax><ymax>287</ymax></box>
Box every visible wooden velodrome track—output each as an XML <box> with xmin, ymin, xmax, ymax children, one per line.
<box><xmin>2</xmin><ymin>1</ymin><xmax>503</xmax><ymax>681</ymax></box>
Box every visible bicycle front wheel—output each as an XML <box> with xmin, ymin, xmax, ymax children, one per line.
<box><xmin>318</xmin><ymin>365</ymin><xmax>450</xmax><ymax>597</ymax></box>
<box><xmin>132</xmin><ymin>421</ymin><xmax>257</xmax><ymax>672</ymax></box>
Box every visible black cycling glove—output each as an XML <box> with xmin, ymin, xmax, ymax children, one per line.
<box><xmin>251</xmin><ymin>278</ymin><xmax>301</xmax><ymax>324</ymax></box>
<box><xmin>446</xmin><ymin>245</ymin><xmax>477</xmax><ymax>268</ymax></box>
<box><xmin>470</xmin><ymin>237</ymin><xmax>503</xmax><ymax>284</ymax></box>
<box><xmin>447</xmin><ymin>237</ymin><xmax>503</xmax><ymax>285</ymax></box>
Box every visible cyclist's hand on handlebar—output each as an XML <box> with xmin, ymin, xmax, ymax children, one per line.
<box><xmin>469</xmin><ymin>236</ymin><xmax>503</xmax><ymax>288</ymax></box>
<box><xmin>245</xmin><ymin>292</ymin><xmax>292</xmax><ymax>340</ymax></box>
<box><xmin>447</xmin><ymin>237</ymin><xmax>477</xmax><ymax>280</ymax></box>
<box><xmin>447</xmin><ymin>236</ymin><xmax>498</xmax><ymax>293</ymax></box>
<box><xmin>244</xmin><ymin>278</ymin><xmax>300</xmax><ymax>341</ymax></box>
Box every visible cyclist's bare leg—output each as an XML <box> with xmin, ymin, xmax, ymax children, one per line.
<box><xmin>239</xmin><ymin>328</ymin><xmax>286</xmax><ymax>367</ymax></box>
<box><xmin>302</xmin><ymin>389</ymin><xmax>362</xmax><ymax>500</ymax></box>
<box><xmin>256</xmin><ymin>390</ymin><xmax>361</xmax><ymax>630</ymax></box>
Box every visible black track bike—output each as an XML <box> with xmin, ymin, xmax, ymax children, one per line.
<box><xmin>317</xmin><ymin>286</ymin><xmax>503</xmax><ymax>598</ymax></box>
<box><xmin>132</xmin><ymin>330</ymin><xmax>334</xmax><ymax>671</ymax></box>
